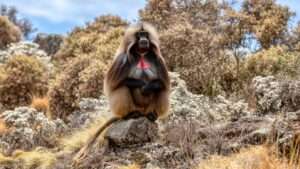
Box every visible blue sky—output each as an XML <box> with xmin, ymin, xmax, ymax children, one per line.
<box><xmin>0</xmin><ymin>0</ymin><xmax>299</xmax><ymax>36</ymax></box>
<box><xmin>0</xmin><ymin>0</ymin><xmax>146</xmax><ymax>35</ymax></box>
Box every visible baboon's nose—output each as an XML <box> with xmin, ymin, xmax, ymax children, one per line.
<box><xmin>139</xmin><ymin>39</ymin><xmax>149</xmax><ymax>48</ymax></box>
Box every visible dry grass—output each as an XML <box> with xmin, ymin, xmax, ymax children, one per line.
<box><xmin>60</xmin><ymin>117</ymin><xmax>106</xmax><ymax>152</ymax></box>
<box><xmin>244</xmin><ymin>46</ymin><xmax>300</xmax><ymax>78</ymax></box>
<box><xmin>160</xmin><ymin>22</ymin><xmax>235</xmax><ymax>96</ymax></box>
<box><xmin>30</xmin><ymin>96</ymin><xmax>50</xmax><ymax>118</ymax></box>
<box><xmin>0</xmin><ymin>55</ymin><xmax>48</xmax><ymax>110</ymax></box>
<box><xmin>118</xmin><ymin>164</ymin><xmax>141</xmax><ymax>169</ymax></box>
<box><xmin>0</xmin><ymin>117</ymin><xmax>107</xmax><ymax>169</ymax></box>
<box><xmin>13</xmin><ymin>150</ymin><xmax>56</xmax><ymax>169</ymax></box>
<box><xmin>0</xmin><ymin>118</ymin><xmax>9</xmax><ymax>134</ymax></box>
<box><xmin>48</xmin><ymin>56</ymin><xmax>107</xmax><ymax>121</ymax></box>
<box><xmin>0</xmin><ymin>149</ymin><xmax>56</xmax><ymax>169</ymax></box>
<box><xmin>197</xmin><ymin>146</ymin><xmax>298</xmax><ymax>169</ymax></box>
<box><xmin>54</xmin><ymin>15</ymin><xmax>126</xmax><ymax>65</ymax></box>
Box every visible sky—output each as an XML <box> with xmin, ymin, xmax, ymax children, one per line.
<box><xmin>0</xmin><ymin>0</ymin><xmax>147</xmax><ymax>35</ymax></box>
<box><xmin>0</xmin><ymin>0</ymin><xmax>299</xmax><ymax>36</ymax></box>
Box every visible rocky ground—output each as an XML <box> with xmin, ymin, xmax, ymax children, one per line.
<box><xmin>0</xmin><ymin>67</ymin><xmax>299</xmax><ymax>169</ymax></box>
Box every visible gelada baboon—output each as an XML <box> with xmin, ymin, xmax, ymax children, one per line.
<box><xmin>73</xmin><ymin>22</ymin><xmax>170</xmax><ymax>163</ymax></box>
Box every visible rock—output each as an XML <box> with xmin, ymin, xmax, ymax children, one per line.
<box><xmin>67</xmin><ymin>96</ymin><xmax>110</xmax><ymax>129</ymax></box>
<box><xmin>78</xmin><ymin>96</ymin><xmax>110</xmax><ymax>115</ymax></box>
<box><xmin>252</xmin><ymin>76</ymin><xmax>283</xmax><ymax>113</ymax></box>
<box><xmin>66</xmin><ymin>111</ymin><xmax>92</xmax><ymax>129</ymax></box>
<box><xmin>68</xmin><ymin>73</ymin><xmax>249</xmax><ymax>131</ymax></box>
<box><xmin>72</xmin><ymin>74</ymin><xmax>300</xmax><ymax>169</ymax></box>
<box><xmin>161</xmin><ymin>110</ymin><xmax>300</xmax><ymax>161</ymax></box>
<box><xmin>2</xmin><ymin>72</ymin><xmax>300</xmax><ymax>169</ymax></box>
<box><xmin>105</xmin><ymin>117</ymin><xmax>158</xmax><ymax>148</ymax></box>
<box><xmin>0</xmin><ymin>107</ymin><xmax>68</xmax><ymax>155</ymax></box>
<box><xmin>281</xmin><ymin>80</ymin><xmax>300</xmax><ymax>112</ymax></box>
<box><xmin>102</xmin><ymin>143</ymin><xmax>187</xmax><ymax>169</ymax></box>
<box><xmin>166</xmin><ymin>73</ymin><xmax>249</xmax><ymax>126</ymax></box>
<box><xmin>59</xmin><ymin>72</ymin><xmax>251</xmax><ymax>169</ymax></box>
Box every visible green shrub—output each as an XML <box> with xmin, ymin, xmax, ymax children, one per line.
<box><xmin>48</xmin><ymin>57</ymin><xmax>107</xmax><ymax>121</ymax></box>
<box><xmin>245</xmin><ymin>46</ymin><xmax>300</xmax><ymax>78</ymax></box>
<box><xmin>0</xmin><ymin>16</ymin><xmax>21</xmax><ymax>49</ymax></box>
<box><xmin>33</xmin><ymin>33</ymin><xmax>64</xmax><ymax>56</ymax></box>
<box><xmin>161</xmin><ymin>23</ymin><xmax>235</xmax><ymax>96</ymax></box>
<box><xmin>0</xmin><ymin>56</ymin><xmax>48</xmax><ymax>109</ymax></box>
<box><xmin>78</xmin><ymin>61</ymin><xmax>107</xmax><ymax>98</ymax></box>
<box><xmin>54</xmin><ymin>15</ymin><xmax>127</xmax><ymax>65</ymax></box>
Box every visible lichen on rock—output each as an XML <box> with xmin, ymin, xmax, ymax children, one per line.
<box><xmin>167</xmin><ymin>72</ymin><xmax>249</xmax><ymax>126</ymax></box>
<box><xmin>105</xmin><ymin>117</ymin><xmax>158</xmax><ymax>148</ymax></box>
<box><xmin>0</xmin><ymin>107</ymin><xmax>68</xmax><ymax>155</ymax></box>
<box><xmin>252</xmin><ymin>76</ymin><xmax>300</xmax><ymax>113</ymax></box>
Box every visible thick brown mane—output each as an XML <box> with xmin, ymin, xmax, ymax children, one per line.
<box><xmin>115</xmin><ymin>22</ymin><xmax>160</xmax><ymax>58</ymax></box>
<box><xmin>105</xmin><ymin>22</ymin><xmax>169</xmax><ymax>91</ymax></box>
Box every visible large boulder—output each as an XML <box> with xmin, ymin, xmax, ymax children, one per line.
<box><xmin>105</xmin><ymin>117</ymin><xmax>158</xmax><ymax>147</ymax></box>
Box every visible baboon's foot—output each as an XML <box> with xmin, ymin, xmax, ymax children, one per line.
<box><xmin>146</xmin><ymin>112</ymin><xmax>158</xmax><ymax>122</ymax></box>
<box><xmin>123</xmin><ymin>111</ymin><xmax>143</xmax><ymax>120</ymax></box>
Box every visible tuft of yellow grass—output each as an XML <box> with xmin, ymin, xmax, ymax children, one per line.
<box><xmin>0</xmin><ymin>118</ymin><xmax>9</xmax><ymax>134</ymax></box>
<box><xmin>60</xmin><ymin>117</ymin><xmax>107</xmax><ymax>152</ymax></box>
<box><xmin>0</xmin><ymin>153</ymin><xmax>14</xmax><ymax>165</ymax></box>
<box><xmin>30</xmin><ymin>96</ymin><xmax>50</xmax><ymax>118</ymax></box>
<box><xmin>197</xmin><ymin>146</ymin><xmax>298</xmax><ymax>169</ymax></box>
<box><xmin>118</xmin><ymin>164</ymin><xmax>141</xmax><ymax>169</ymax></box>
<box><xmin>0</xmin><ymin>149</ymin><xmax>56</xmax><ymax>169</ymax></box>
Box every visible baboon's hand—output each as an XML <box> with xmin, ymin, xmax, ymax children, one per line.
<box><xmin>124</xmin><ymin>78</ymin><xmax>145</xmax><ymax>89</ymax></box>
<box><xmin>142</xmin><ymin>80</ymin><xmax>163</xmax><ymax>95</ymax></box>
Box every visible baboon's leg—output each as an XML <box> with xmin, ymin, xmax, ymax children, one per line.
<box><xmin>154</xmin><ymin>91</ymin><xmax>170</xmax><ymax>119</ymax></box>
<box><xmin>108</xmin><ymin>87</ymin><xmax>135</xmax><ymax>118</ymax></box>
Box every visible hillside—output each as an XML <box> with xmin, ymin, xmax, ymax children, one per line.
<box><xmin>1</xmin><ymin>0</ymin><xmax>300</xmax><ymax>169</ymax></box>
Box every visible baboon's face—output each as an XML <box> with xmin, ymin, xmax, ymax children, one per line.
<box><xmin>135</xmin><ymin>30</ymin><xmax>150</xmax><ymax>51</ymax></box>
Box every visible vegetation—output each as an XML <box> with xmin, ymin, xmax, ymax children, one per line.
<box><xmin>33</xmin><ymin>33</ymin><xmax>64</xmax><ymax>56</ymax></box>
<box><xmin>0</xmin><ymin>118</ymin><xmax>8</xmax><ymax>134</ymax></box>
<box><xmin>54</xmin><ymin>15</ymin><xmax>127</xmax><ymax>65</ymax></box>
<box><xmin>30</xmin><ymin>96</ymin><xmax>50</xmax><ymax>117</ymax></box>
<box><xmin>160</xmin><ymin>22</ymin><xmax>234</xmax><ymax>95</ymax></box>
<box><xmin>78</xmin><ymin>61</ymin><xmax>107</xmax><ymax>98</ymax></box>
<box><xmin>140</xmin><ymin>0</ymin><xmax>300</xmax><ymax>96</ymax></box>
<box><xmin>60</xmin><ymin>117</ymin><xmax>106</xmax><ymax>152</ymax></box>
<box><xmin>48</xmin><ymin>56</ymin><xmax>107</xmax><ymax>121</ymax></box>
<box><xmin>244</xmin><ymin>46</ymin><xmax>300</xmax><ymax>78</ymax></box>
<box><xmin>0</xmin><ymin>4</ymin><xmax>36</xmax><ymax>38</ymax></box>
<box><xmin>0</xmin><ymin>149</ymin><xmax>56</xmax><ymax>169</ymax></box>
<box><xmin>114</xmin><ymin>146</ymin><xmax>300</xmax><ymax>169</ymax></box>
<box><xmin>288</xmin><ymin>22</ymin><xmax>300</xmax><ymax>51</ymax></box>
<box><xmin>0</xmin><ymin>16</ymin><xmax>21</xmax><ymax>49</ymax></box>
<box><xmin>48</xmin><ymin>56</ymin><xmax>91</xmax><ymax>120</ymax></box>
<box><xmin>0</xmin><ymin>1</ymin><xmax>300</xmax><ymax>168</ymax></box>
<box><xmin>197</xmin><ymin>146</ymin><xmax>296</xmax><ymax>169</ymax></box>
<box><xmin>0</xmin><ymin>56</ymin><xmax>48</xmax><ymax>110</ymax></box>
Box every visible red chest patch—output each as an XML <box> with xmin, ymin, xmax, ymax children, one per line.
<box><xmin>137</xmin><ymin>56</ymin><xmax>150</xmax><ymax>70</ymax></box>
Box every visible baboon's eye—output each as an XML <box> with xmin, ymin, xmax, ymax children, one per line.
<box><xmin>136</xmin><ymin>31</ymin><xmax>149</xmax><ymax>39</ymax></box>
